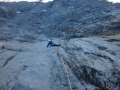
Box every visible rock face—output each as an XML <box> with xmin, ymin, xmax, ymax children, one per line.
<box><xmin>0</xmin><ymin>36</ymin><xmax>120</xmax><ymax>90</ymax></box>
<box><xmin>0</xmin><ymin>0</ymin><xmax>120</xmax><ymax>90</ymax></box>
<box><xmin>59</xmin><ymin>36</ymin><xmax>120</xmax><ymax>90</ymax></box>
<box><xmin>0</xmin><ymin>39</ymin><xmax>97</xmax><ymax>90</ymax></box>
<box><xmin>0</xmin><ymin>0</ymin><xmax>120</xmax><ymax>40</ymax></box>
<box><xmin>0</xmin><ymin>40</ymin><xmax>69</xmax><ymax>90</ymax></box>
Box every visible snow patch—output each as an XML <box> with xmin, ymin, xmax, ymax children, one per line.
<box><xmin>41</xmin><ymin>0</ymin><xmax>53</xmax><ymax>3</ymax></box>
<box><xmin>0</xmin><ymin>0</ymin><xmax>54</xmax><ymax>2</ymax></box>
<box><xmin>107</xmin><ymin>0</ymin><xmax>120</xmax><ymax>3</ymax></box>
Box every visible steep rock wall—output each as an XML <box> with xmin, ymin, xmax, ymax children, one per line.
<box><xmin>59</xmin><ymin>36</ymin><xmax>120</xmax><ymax>90</ymax></box>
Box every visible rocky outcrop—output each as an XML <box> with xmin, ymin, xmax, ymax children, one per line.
<box><xmin>58</xmin><ymin>36</ymin><xmax>120</xmax><ymax>90</ymax></box>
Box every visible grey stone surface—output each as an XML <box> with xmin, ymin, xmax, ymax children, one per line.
<box><xmin>59</xmin><ymin>37</ymin><xmax>120</xmax><ymax>90</ymax></box>
<box><xmin>0</xmin><ymin>0</ymin><xmax>120</xmax><ymax>40</ymax></box>
<box><xmin>0</xmin><ymin>38</ymin><xmax>87</xmax><ymax>90</ymax></box>
<box><xmin>0</xmin><ymin>0</ymin><xmax>120</xmax><ymax>90</ymax></box>
<box><xmin>0</xmin><ymin>36</ymin><xmax>120</xmax><ymax>90</ymax></box>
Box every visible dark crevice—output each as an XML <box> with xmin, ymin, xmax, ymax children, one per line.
<box><xmin>84</xmin><ymin>52</ymin><xmax>114</xmax><ymax>62</ymax></box>
<box><xmin>2</xmin><ymin>53</ymin><xmax>18</xmax><ymax>68</ymax></box>
<box><xmin>0</xmin><ymin>79</ymin><xmax>12</xmax><ymax>90</ymax></box>
<box><xmin>0</xmin><ymin>50</ymin><xmax>6</xmax><ymax>54</ymax></box>
<box><xmin>107</xmin><ymin>39</ymin><xmax>120</xmax><ymax>42</ymax></box>
<box><xmin>97</xmin><ymin>46</ymin><xmax>107</xmax><ymax>50</ymax></box>
<box><xmin>6</xmin><ymin>48</ymin><xmax>22</xmax><ymax>52</ymax></box>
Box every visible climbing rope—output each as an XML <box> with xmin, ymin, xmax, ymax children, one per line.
<box><xmin>56</xmin><ymin>47</ymin><xmax>72</xmax><ymax>90</ymax></box>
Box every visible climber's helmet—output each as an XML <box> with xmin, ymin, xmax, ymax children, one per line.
<box><xmin>48</xmin><ymin>39</ymin><xmax>51</xmax><ymax>42</ymax></box>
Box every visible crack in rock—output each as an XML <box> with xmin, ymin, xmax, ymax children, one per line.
<box><xmin>84</xmin><ymin>52</ymin><xmax>114</xmax><ymax>62</ymax></box>
<box><xmin>2</xmin><ymin>53</ymin><xmax>18</xmax><ymax>68</ymax></box>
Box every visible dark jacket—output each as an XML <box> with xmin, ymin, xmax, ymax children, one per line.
<box><xmin>47</xmin><ymin>41</ymin><xmax>54</xmax><ymax>47</ymax></box>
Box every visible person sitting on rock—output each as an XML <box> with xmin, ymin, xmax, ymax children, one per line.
<box><xmin>47</xmin><ymin>39</ymin><xmax>61</xmax><ymax>47</ymax></box>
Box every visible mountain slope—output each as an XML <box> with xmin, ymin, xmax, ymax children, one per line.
<box><xmin>0</xmin><ymin>0</ymin><xmax>120</xmax><ymax>90</ymax></box>
<box><xmin>0</xmin><ymin>0</ymin><xmax>120</xmax><ymax>40</ymax></box>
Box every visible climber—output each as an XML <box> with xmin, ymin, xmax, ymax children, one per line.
<box><xmin>47</xmin><ymin>39</ymin><xmax>61</xmax><ymax>47</ymax></box>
